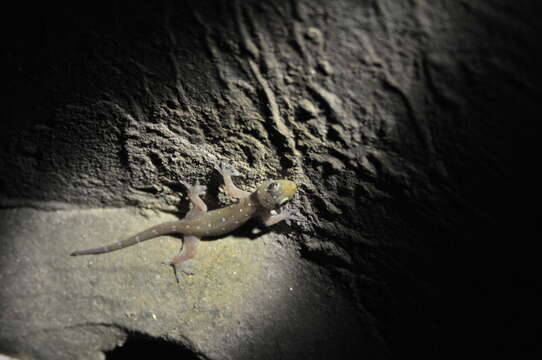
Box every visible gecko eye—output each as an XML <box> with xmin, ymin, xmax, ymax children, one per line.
<box><xmin>267</xmin><ymin>182</ymin><xmax>280</xmax><ymax>193</ymax></box>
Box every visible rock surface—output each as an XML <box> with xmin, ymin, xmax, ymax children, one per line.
<box><xmin>1</xmin><ymin>0</ymin><xmax>538</xmax><ymax>358</ymax></box>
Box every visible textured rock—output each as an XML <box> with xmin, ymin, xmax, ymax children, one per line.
<box><xmin>1</xmin><ymin>0</ymin><xmax>538</xmax><ymax>358</ymax></box>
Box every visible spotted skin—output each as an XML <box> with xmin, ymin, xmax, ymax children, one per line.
<box><xmin>71</xmin><ymin>163</ymin><xmax>297</xmax><ymax>281</ymax></box>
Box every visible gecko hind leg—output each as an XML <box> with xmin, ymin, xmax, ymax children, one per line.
<box><xmin>181</xmin><ymin>180</ymin><xmax>208</xmax><ymax>220</ymax></box>
<box><xmin>163</xmin><ymin>235</ymin><xmax>200</xmax><ymax>282</ymax></box>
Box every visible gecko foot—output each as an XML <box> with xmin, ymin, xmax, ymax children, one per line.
<box><xmin>162</xmin><ymin>259</ymin><xmax>195</xmax><ymax>282</ymax></box>
<box><xmin>281</xmin><ymin>206</ymin><xmax>301</xmax><ymax>225</ymax></box>
<box><xmin>181</xmin><ymin>181</ymin><xmax>207</xmax><ymax>197</ymax></box>
<box><xmin>214</xmin><ymin>162</ymin><xmax>241</xmax><ymax>177</ymax></box>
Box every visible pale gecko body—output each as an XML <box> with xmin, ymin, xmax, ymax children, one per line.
<box><xmin>71</xmin><ymin>163</ymin><xmax>297</xmax><ymax>281</ymax></box>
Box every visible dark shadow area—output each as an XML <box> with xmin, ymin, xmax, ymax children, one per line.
<box><xmin>105</xmin><ymin>331</ymin><xmax>198</xmax><ymax>359</ymax></box>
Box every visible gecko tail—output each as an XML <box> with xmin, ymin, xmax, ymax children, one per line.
<box><xmin>71</xmin><ymin>241</ymin><xmax>128</xmax><ymax>255</ymax></box>
<box><xmin>71</xmin><ymin>248</ymin><xmax>108</xmax><ymax>256</ymax></box>
<box><xmin>70</xmin><ymin>221</ymin><xmax>184</xmax><ymax>256</ymax></box>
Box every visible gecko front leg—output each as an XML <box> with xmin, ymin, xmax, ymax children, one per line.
<box><xmin>261</xmin><ymin>207</ymin><xmax>299</xmax><ymax>226</ymax></box>
<box><xmin>215</xmin><ymin>162</ymin><xmax>251</xmax><ymax>199</ymax></box>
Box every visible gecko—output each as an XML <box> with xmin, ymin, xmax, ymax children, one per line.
<box><xmin>71</xmin><ymin>163</ymin><xmax>298</xmax><ymax>281</ymax></box>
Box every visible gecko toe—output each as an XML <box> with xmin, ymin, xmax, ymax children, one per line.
<box><xmin>181</xmin><ymin>181</ymin><xmax>207</xmax><ymax>197</ymax></box>
<box><xmin>192</xmin><ymin>183</ymin><xmax>207</xmax><ymax>196</ymax></box>
<box><xmin>173</xmin><ymin>266</ymin><xmax>194</xmax><ymax>282</ymax></box>
<box><xmin>167</xmin><ymin>259</ymin><xmax>195</xmax><ymax>281</ymax></box>
<box><xmin>282</xmin><ymin>206</ymin><xmax>301</xmax><ymax>225</ymax></box>
<box><xmin>215</xmin><ymin>162</ymin><xmax>240</xmax><ymax>177</ymax></box>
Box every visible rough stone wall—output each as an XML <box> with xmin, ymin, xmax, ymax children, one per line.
<box><xmin>1</xmin><ymin>0</ymin><xmax>538</xmax><ymax>359</ymax></box>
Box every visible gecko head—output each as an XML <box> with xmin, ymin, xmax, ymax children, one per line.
<box><xmin>256</xmin><ymin>180</ymin><xmax>297</xmax><ymax>210</ymax></box>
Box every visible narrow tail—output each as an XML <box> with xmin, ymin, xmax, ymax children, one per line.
<box><xmin>71</xmin><ymin>221</ymin><xmax>183</xmax><ymax>256</ymax></box>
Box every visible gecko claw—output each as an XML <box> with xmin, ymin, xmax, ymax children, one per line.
<box><xmin>281</xmin><ymin>206</ymin><xmax>301</xmax><ymax>225</ymax></box>
<box><xmin>214</xmin><ymin>162</ymin><xmax>241</xmax><ymax>177</ymax></box>
<box><xmin>181</xmin><ymin>181</ymin><xmax>207</xmax><ymax>197</ymax></box>
<box><xmin>163</xmin><ymin>259</ymin><xmax>195</xmax><ymax>281</ymax></box>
